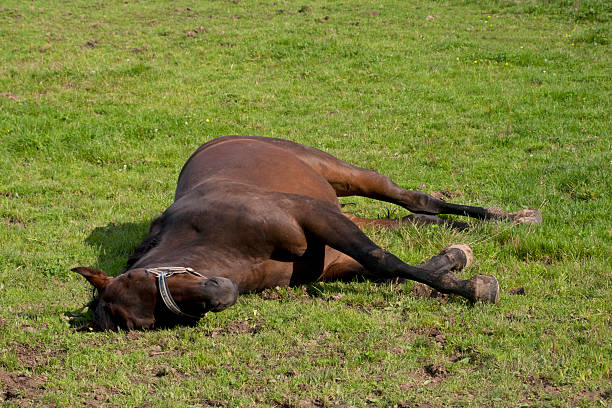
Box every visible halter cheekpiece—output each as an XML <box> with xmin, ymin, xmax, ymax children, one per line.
<box><xmin>145</xmin><ymin>267</ymin><xmax>206</xmax><ymax>320</ymax></box>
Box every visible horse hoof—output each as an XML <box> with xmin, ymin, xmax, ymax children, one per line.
<box><xmin>510</xmin><ymin>209</ymin><xmax>542</xmax><ymax>224</ymax></box>
<box><xmin>442</xmin><ymin>243</ymin><xmax>474</xmax><ymax>269</ymax></box>
<box><xmin>467</xmin><ymin>274</ymin><xmax>499</xmax><ymax>303</ymax></box>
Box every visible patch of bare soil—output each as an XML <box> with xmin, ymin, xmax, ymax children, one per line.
<box><xmin>525</xmin><ymin>375</ymin><xmax>561</xmax><ymax>393</ymax></box>
<box><xmin>509</xmin><ymin>286</ymin><xmax>526</xmax><ymax>295</ymax></box>
<box><xmin>0</xmin><ymin>370</ymin><xmax>47</xmax><ymax>406</ymax></box>
<box><xmin>424</xmin><ymin>363</ymin><xmax>448</xmax><ymax>381</ymax></box>
<box><xmin>430</xmin><ymin>190</ymin><xmax>463</xmax><ymax>201</ymax></box>
<box><xmin>398</xmin><ymin>370</ymin><xmax>433</xmax><ymax>391</ymax></box>
<box><xmin>13</xmin><ymin>344</ymin><xmax>65</xmax><ymax>369</ymax></box>
<box><xmin>208</xmin><ymin>320</ymin><xmax>261</xmax><ymax>338</ymax></box>
<box><xmin>184</xmin><ymin>26</ymin><xmax>207</xmax><ymax>37</ymax></box>
<box><xmin>524</xmin><ymin>376</ymin><xmax>610</xmax><ymax>404</ymax></box>
<box><xmin>0</xmin><ymin>92</ymin><xmax>19</xmax><ymax>101</ymax></box>
<box><xmin>260</xmin><ymin>287</ymin><xmax>283</xmax><ymax>300</ymax></box>
<box><xmin>403</xmin><ymin>326</ymin><xmax>447</xmax><ymax>348</ymax></box>
<box><xmin>520</xmin><ymin>376</ymin><xmax>609</xmax><ymax>405</ymax></box>
<box><xmin>290</xmin><ymin>397</ymin><xmax>357</xmax><ymax>408</ymax></box>
<box><xmin>82</xmin><ymin>39</ymin><xmax>98</xmax><ymax>49</ymax></box>
<box><xmin>410</xmin><ymin>283</ymin><xmax>449</xmax><ymax>303</ymax></box>
<box><xmin>146</xmin><ymin>344</ymin><xmax>175</xmax><ymax>358</ymax></box>
<box><xmin>305</xmin><ymin>331</ymin><xmax>331</xmax><ymax>347</ymax></box>
<box><xmin>450</xmin><ymin>345</ymin><xmax>487</xmax><ymax>367</ymax></box>
<box><xmin>576</xmin><ymin>389</ymin><xmax>611</xmax><ymax>403</ymax></box>
<box><xmin>2</xmin><ymin>216</ymin><xmax>25</xmax><ymax>228</ymax></box>
<box><xmin>201</xmin><ymin>398</ymin><xmax>229</xmax><ymax>407</ymax></box>
<box><xmin>77</xmin><ymin>384</ymin><xmax>119</xmax><ymax>407</ymax></box>
<box><xmin>260</xmin><ymin>286</ymin><xmax>310</xmax><ymax>302</ymax></box>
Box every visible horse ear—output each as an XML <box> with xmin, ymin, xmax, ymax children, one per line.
<box><xmin>72</xmin><ymin>267</ymin><xmax>113</xmax><ymax>290</ymax></box>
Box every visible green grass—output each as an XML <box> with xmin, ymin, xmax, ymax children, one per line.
<box><xmin>0</xmin><ymin>0</ymin><xmax>610</xmax><ymax>406</ymax></box>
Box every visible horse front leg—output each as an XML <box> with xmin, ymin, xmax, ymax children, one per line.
<box><xmin>292</xmin><ymin>198</ymin><xmax>499</xmax><ymax>303</ymax></box>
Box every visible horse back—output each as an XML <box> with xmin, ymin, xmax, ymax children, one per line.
<box><xmin>175</xmin><ymin>136</ymin><xmax>338</xmax><ymax>205</ymax></box>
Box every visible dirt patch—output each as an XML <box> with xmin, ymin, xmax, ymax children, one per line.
<box><xmin>1</xmin><ymin>192</ymin><xmax>17</xmax><ymax>199</ymax></box>
<box><xmin>576</xmin><ymin>389</ymin><xmax>610</xmax><ymax>402</ymax></box>
<box><xmin>426</xmin><ymin>327</ymin><xmax>446</xmax><ymax>346</ymax></box>
<box><xmin>294</xmin><ymin>397</ymin><xmax>357</xmax><ymax>408</ymax></box>
<box><xmin>525</xmin><ymin>375</ymin><xmax>562</xmax><ymax>394</ymax></box>
<box><xmin>525</xmin><ymin>377</ymin><xmax>609</xmax><ymax>404</ymax></box>
<box><xmin>306</xmin><ymin>331</ymin><xmax>331</xmax><ymax>347</ymax></box>
<box><xmin>146</xmin><ymin>344</ymin><xmax>180</xmax><ymax>358</ymax></box>
<box><xmin>0</xmin><ymin>92</ymin><xmax>19</xmax><ymax>101</ymax></box>
<box><xmin>184</xmin><ymin>26</ymin><xmax>207</xmax><ymax>37</ymax></box>
<box><xmin>76</xmin><ymin>383</ymin><xmax>119</xmax><ymax>407</ymax></box>
<box><xmin>2</xmin><ymin>216</ymin><xmax>25</xmax><ymax>228</ymax></box>
<box><xmin>424</xmin><ymin>363</ymin><xmax>448</xmax><ymax>381</ymax></box>
<box><xmin>450</xmin><ymin>345</ymin><xmax>486</xmax><ymax>367</ymax></box>
<box><xmin>201</xmin><ymin>398</ymin><xmax>229</xmax><ymax>407</ymax></box>
<box><xmin>13</xmin><ymin>344</ymin><xmax>65</xmax><ymax>370</ymax></box>
<box><xmin>260</xmin><ymin>286</ymin><xmax>310</xmax><ymax>302</ymax></box>
<box><xmin>431</xmin><ymin>190</ymin><xmax>462</xmax><ymax>201</ymax></box>
<box><xmin>509</xmin><ymin>286</ymin><xmax>526</xmax><ymax>295</ymax></box>
<box><xmin>410</xmin><ymin>283</ymin><xmax>449</xmax><ymax>303</ymax></box>
<box><xmin>397</xmin><ymin>368</ymin><xmax>440</xmax><ymax>391</ymax></box>
<box><xmin>260</xmin><ymin>287</ymin><xmax>283</xmax><ymax>300</ymax></box>
<box><xmin>82</xmin><ymin>39</ymin><xmax>98</xmax><ymax>49</ymax></box>
<box><xmin>208</xmin><ymin>320</ymin><xmax>261</xmax><ymax>338</ymax></box>
<box><xmin>0</xmin><ymin>370</ymin><xmax>47</xmax><ymax>406</ymax></box>
<box><xmin>403</xmin><ymin>326</ymin><xmax>447</xmax><ymax>349</ymax></box>
<box><xmin>539</xmin><ymin>256</ymin><xmax>554</xmax><ymax>264</ymax></box>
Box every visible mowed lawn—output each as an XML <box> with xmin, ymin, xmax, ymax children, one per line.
<box><xmin>0</xmin><ymin>0</ymin><xmax>610</xmax><ymax>406</ymax></box>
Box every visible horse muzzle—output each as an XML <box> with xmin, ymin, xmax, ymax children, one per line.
<box><xmin>200</xmin><ymin>277</ymin><xmax>239</xmax><ymax>312</ymax></box>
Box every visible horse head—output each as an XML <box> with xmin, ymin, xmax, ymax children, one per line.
<box><xmin>73</xmin><ymin>267</ymin><xmax>238</xmax><ymax>330</ymax></box>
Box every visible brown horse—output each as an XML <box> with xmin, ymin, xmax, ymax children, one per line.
<box><xmin>74</xmin><ymin>136</ymin><xmax>541</xmax><ymax>330</ymax></box>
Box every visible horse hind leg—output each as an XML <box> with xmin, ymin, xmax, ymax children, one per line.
<box><xmin>281</xmin><ymin>141</ymin><xmax>541</xmax><ymax>224</ymax></box>
<box><xmin>336</xmin><ymin>167</ymin><xmax>541</xmax><ymax>224</ymax></box>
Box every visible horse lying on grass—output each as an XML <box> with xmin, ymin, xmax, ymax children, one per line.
<box><xmin>74</xmin><ymin>136</ymin><xmax>541</xmax><ymax>331</ymax></box>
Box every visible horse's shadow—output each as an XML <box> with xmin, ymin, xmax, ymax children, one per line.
<box><xmin>67</xmin><ymin>219</ymin><xmax>155</xmax><ymax>329</ymax></box>
<box><xmin>84</xmin><ymin>219</ymin><xmax>154</xmax><ymax>276</ymax></box>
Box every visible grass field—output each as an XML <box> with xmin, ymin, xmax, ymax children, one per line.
<box><xmin>1</xmin><ymin>0</ymin><xmax>610</xmax><ymax>406</ymax></box>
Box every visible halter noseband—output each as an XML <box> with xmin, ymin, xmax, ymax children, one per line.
<box><xmin>145</xmin><ymin>267</ymin><xmax>207</xmax><ymax>320</ymax></box>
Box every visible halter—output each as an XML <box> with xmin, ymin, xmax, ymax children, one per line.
<box><xmin>145</xmin><ymin>267</ymin><xmax>207</xmax><ymax>320</ymax></box>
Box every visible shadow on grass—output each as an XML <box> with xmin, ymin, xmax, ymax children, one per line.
<box><xmin>84</xmin><ymin>220</ymin><xmax>152</xmax><ymax>276</ymax></box>
<box><xmin>66</xmin><ymin>220</ymin><xmax>153</xmax><ymax>330</ymax></box>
